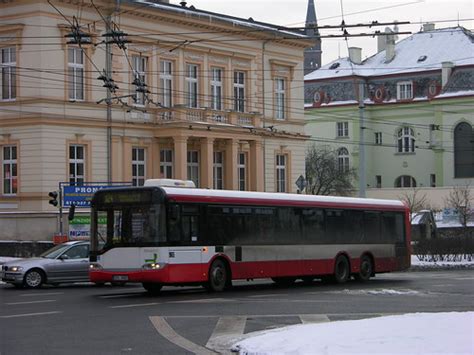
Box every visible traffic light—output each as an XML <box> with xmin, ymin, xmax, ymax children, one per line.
<box><xmin>68</xmin><ymin>204</ymin><xmax>76</xmax><ymax>221</ymax></box>
<box><xmin>48</xmin><ymin>191</ymin><xmax>58</xmax><ymax>207</ymax></box>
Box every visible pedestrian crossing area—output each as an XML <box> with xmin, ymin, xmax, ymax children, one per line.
<box><xmin>149</xmin><ymin>313</ymin><xmax>392</xmax><ymax>354</ymax></box>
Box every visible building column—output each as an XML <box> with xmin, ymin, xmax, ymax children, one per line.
<box><xmin>225</xmin><ymin>139</ymin><xmax>238</xmax><ymax>190</ymax></box>
<box><xmin>173</xmin><ymin>136</ymin><xmax>188</xmax><ymax>180</ymax></box>
<box><xmin>250</xmin><ymin>140</ymin><xmax>264</xmax><ymax>191</ymax></box>
<box><xmin>122</xmin><ymin>137</ymin><xmax>133</xmax><ymax>183</ymax></box>
<box><xmin>111</xmin><ymin>136</ymin><xmax>122</xmax><ymax>181</ymax></box>
<box><xmin>200</xmin><ymin>137</ymin><xmax>214</xmax><ymax>189</ymax></box>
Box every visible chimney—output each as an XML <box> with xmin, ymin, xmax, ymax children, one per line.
<box><xmin>348</xmin><ymin>47</ymin><xmax>362</xmax><ymax>65</ymax></box>
<box><xmin>442</xmin><ymin>61</ymin><xmax>454</xmax><ymax>87</ymax></box>
<box><xmin>423</xmin><ymin>23</ymin><xmax>435</xmax><ymax>32</ymax></box>
<box><xmin>385</xmin><ymin>33</ymin><xmax>396</xmax><ymax>63</ymax></box>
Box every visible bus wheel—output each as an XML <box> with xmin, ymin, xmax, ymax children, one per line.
<box><xmin>208</xmin><ymin>259</ymin><xmax>228</xmax><ymax>292</ymax></box>
<box><xmin>271</xmin><ymin>277</ymin><xmax>296</xmax><ymax>287</ymax></box>
<box><xmin>355</xmin><ymin>255</ymin><xmax>373</xmax><ymax>282</ymax></box>
<box><xmin>143</xmin><ymin>283</ymin><xmax>162</xmax><ymax>294</ymax></box>
<box><xmin>333</xmin><ymin>255</ymin><xmax>350</xmax><ymax>284</ymax></box>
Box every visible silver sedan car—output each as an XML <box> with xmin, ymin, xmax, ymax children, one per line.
<box><xmin>1</xmin><ymin>241</ymin><xmax>91</xmax><ymax>288</ymax></box>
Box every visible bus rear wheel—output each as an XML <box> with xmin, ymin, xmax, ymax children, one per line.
<box><xmin>208</xmin><ymin>259</ymin><xmax>228</xmax><ymax>292</ymax></box>
<box><xmin>143</xmin><ymin>282</ymin><xmax>162</xmax><ymax>294</ymax></box>
<box><xmin>355</xmin><ymin>255</ymin><xmax>373</xmax><ymax>282</ymax></box>
<box><xmin>333</xmin><ymin>255</ymin><xmax>350</xmax><ymax>284</ymax></box>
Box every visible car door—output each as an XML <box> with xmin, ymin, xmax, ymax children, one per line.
<box><xmin>44</xmin><ymin>244</ymin><xmax>90</xmax><ymax>282</ymax></box>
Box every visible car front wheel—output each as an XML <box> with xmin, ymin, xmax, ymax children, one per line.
<box><xmin>23</xmin><ymin>269</ymin><xmax>45</xmax><ymax>289</ymax></box>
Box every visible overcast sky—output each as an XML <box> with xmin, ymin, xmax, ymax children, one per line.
<box><xmin>181</xmin><ymin>0</ymin><xmax>474</xmax><ymax>64</ymax></box>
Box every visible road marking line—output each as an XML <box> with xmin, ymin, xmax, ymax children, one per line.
<box><xmin>149</xmin><ymin>316</ymin><xmax>217</xmax><ymax>355</ymax></box>
<box><xmin>0</xmin><ymin>311</ymin><xmax>62</xmax><ymax>319</ymax></box>
<box><xmin>169</xmin><ymin>298</ymin><xmax>233</xmax><ymax>304</ymax></box>
<box><xmin>20</xmin><ymin>292</ymin><xmax>64</xmax><ymax>297</ymax></box>
<box><xmin>247</xmin><ymin>294</ymin><xmax>288</xmax><ymax>298</ymax></box>
<box><xmin>299</xmin><ymin>314</ymin><xmax>330</xmax><ymax>324</ymax></box>
<box><xmin>109</xmin><ymin>303</ymin><xmax>159</xmax><ymax>309</ymax></box>
<box><xmin>206</xmin><ymin>316</ymin><xmax>246</xmax><ymax>353</ymax></box>
<box><xmin>6</xmin><ymin>300</ymin><xmax>56</xmax><ymax>305</ymax></box>
<box><xmin>99</xmin><ymin>294</ymin><xmax>139</xmax><ymax>299</ymax></box>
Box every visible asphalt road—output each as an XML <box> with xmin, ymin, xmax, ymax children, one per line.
<box><xmin>1</xmin><ymin>269</ymin><xmax>473</xmax><ymax>355</ymax></box>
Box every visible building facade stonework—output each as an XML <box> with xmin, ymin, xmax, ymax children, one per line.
<box><xmin>0</xmin><ymin>0</ymin><xmax>311</xmax><ymax>240</ymax></box>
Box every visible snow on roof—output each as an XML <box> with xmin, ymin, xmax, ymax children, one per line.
<box><xmin>131</xmin><ymin>0</ymin><xmax>307</xmax><ymax>39</ymax></box>
<box><xmin>305</xmin><ymin>27</ymin><xmax>474</xmax><ymax>81</ymax></box>
<box><xmin>161</xmin><ymin>187</ymin><xmax>405</xmax><ymax>209</ymax></box>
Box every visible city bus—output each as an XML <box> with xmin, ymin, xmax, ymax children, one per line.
<box><xmin>89</xmin><ymin>180</ymin><xmax>411</xmax><ymax>293</ymax></box>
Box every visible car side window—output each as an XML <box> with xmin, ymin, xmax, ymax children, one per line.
<box><xmin>63</xmin><ymin>245</ymin><xmax>89</xmax><ymax>259</ymax></box>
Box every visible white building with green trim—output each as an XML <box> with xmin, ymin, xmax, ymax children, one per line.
<box><xmin>304</xmin><ymin>26</ymin><xmax>474</xmax><ymax>206</ymax></box>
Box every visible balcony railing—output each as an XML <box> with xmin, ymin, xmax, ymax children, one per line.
<box><xmin>155</xmin><ymin>106</ymin><xmax>261</xmax><ymax>127</ymax></box>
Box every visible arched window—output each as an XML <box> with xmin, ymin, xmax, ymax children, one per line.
<box><xmin>395</xmin><ymin>175</ymin><xmax>417</xmax><ymax>188</ymax></box>
<box><xmin>397</xmin><ymin>127</ymin><xmax>415</xmax><ymax>153</ymax></box>
<box><xmin>337</xmin><ymin>147</ymin><xmax>349</xmax><ymax>172</ymax></box>
<box><xmin>454</xmin><ymin>122</ymin><xmax>474</xmax><ymax>178</ymax></box>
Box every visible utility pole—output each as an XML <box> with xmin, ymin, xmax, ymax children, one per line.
<box><xmin>358</xmin><ymin>81</ymin><xmax>366</xmax><ymax>198</ymax></box>
<box><xmin>105</xmin><ymin>8</ymin><xmax>113</xmax><ymax>184</ymax></box>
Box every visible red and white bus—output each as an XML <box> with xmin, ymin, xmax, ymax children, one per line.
<box><xmin>89</xmin><ymin>180</ymin><xmax>410</xmax><ymax>293</ymax></box>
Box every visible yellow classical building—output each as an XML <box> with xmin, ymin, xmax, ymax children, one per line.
<box><xmin>0</xmin><ymin>0</ymin><xmax>310</xmax><ymax>240</ymax></box>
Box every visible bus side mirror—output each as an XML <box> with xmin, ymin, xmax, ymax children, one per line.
<box><xmin>169</xmin><ymin>205</ymin><xmax>179</xmax><ymax>220</ymax></box>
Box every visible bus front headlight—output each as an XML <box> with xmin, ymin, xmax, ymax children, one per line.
<box><xmin>142</xmin><ymin>263</ymin><xmax>165</xmax><ymax>270</ymax></box>
<box><xmin>89</xmin><ymin>263</ymin><xmax>103</xmax><ymax>270</ymax></box>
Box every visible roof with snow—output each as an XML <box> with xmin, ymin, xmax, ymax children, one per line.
<box><xmin>305</xmin><ymin>27</ymin><xmax>474</xmax><ymax>81</ymax></box>
<box><xmin>128</xmin><ymin>0</ymin><xmax>308</xmax><ymax>39</ymax></box>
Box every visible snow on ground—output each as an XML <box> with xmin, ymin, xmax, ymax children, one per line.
<box><xmin>232</xmin><ymin>312</ymin><xmax>474</xmax><ymax>355</ymax></box>
<box><xmin>411</xmin><ymin>255</ymin><xmax>474</xmax><ymax>269</ymax></box>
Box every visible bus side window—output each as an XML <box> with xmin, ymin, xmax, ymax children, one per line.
<box><xmin>182</xmin><ymin>215</ymin><xmax>199</xmax><ymax>243</ymax></box>
<box><xmin>168</xmin><ymin>204</ymin><xmax>182</xmax><ymax>243</ymax></box>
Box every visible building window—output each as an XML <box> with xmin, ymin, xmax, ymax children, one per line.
<box><xmin>2</xmin><ymin>145</ymin><xmax>17</xmax><ymax>195</ymax></box>
<box><xmin>454</xmin><ymin>122</ymin><xmax>474</xmax><ymax>178</ymax></box>
<box><xmin>375</xmin><ymin>132</ymin><xmax>383</xmax><ymax>145</ymax></box>
<box><xmin>276</xmin><ymin>154</ymin><xmax>286</xmax><ymax>192</ymax></box>
<box><xmin>337</xmin><ymin>147</ymin><xmax>350</xmax><ymax>173</ymax></box>
<box><xmin>160</xmin><ymin>149</ymin><xmax>173</xmax><ymax>178</ymax></box>
<box><xmin>159</xmin><ymin>60</ymin><xmax>173</xmax><ymax>108</ymax></box>
<box><xmin>187</xmin><ymin>150</ymin><xmax>199</xmax><ymax>187</ymax></box>
<box><xmin>69</xmin><ymin>144</ymin><xmax>85</xmax><ymax>185</ymax></box>
<box><xmin>397</xmin><ymin>81</ymin><xmax>413</xmax><ymax>100</ymax></box>
<box><xmin>238</xmin><ymin>152</ymin><xmax>246</xmax><ymax>191</ymax></box>
<box><xmin>376</xmin><ymin>175</ymin><xmax>382</xmax><ymax>188</ymax></box>
<box><xmin>430</xmin><ymin>174</ymin><xmax>436</xmax><ymax>187</ymax></box>
<box><xmin>336</xmin><ymin>122</ymin><xmax>349</xmax><ymax>137</ymax></box>
<box><xmin>132</xmin><ymin>55</ymin><xmax>147</xmax><ymax>106</ymax></box>
<box><xmin>132</xmin><ymin>147</ymin><xmax>146</xmax><ymax>186</ymax></box>
<box><xmin>213</xmin><ymin>151</ymin><xmax>224</xmax><ymax>189</ymax></box>
<box><xmin>186</xmin><ymin>64</ymin><xmax>198</xmax><ymax>108</ymax></box>
<box><xmin>233</xmin><ymin>71</ymin><xmax>245</xmax><ymax>112</ymax></box>
<box><xmin>68</xmin><ymin>47</ymin><xmax>84</xmax><ymax>101</ymax></box>
<box><xmin>395</xmin><ymin>175</ymin><xmax>417</xmax><ymax>188</ymax></box>
<box><xmin>275</xmin><ymin>77</ymin><xmax>286</xmax><ymax>120</ymax></box>
<box><xmin>397</xmin><ymin>127</ymin><xmax>415</xmax><ymax>153</ymax></box>
<box><xmin>210</xmin><ymin>67</ymin><xmax>223</xmax><ymax>111</ymax></box>
<box><xmin>1</xmin><ymin>47</ymin><xmax>16</xmax><ymax>100</ymax></box>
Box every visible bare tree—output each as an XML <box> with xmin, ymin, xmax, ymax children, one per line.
<box><xmin>305</xmin><ymin>145</ymin><xmax>357</xmax><ymax>196</ymax></box>
<box><xmin>444</xmin><ymin>184</ymin><xmax>473</xmax><ymax>227</ymax></box>
<box><xmin>399</xmin><ymin>187</ymin><xmax>430</xmax><ymax>221</ymax></box>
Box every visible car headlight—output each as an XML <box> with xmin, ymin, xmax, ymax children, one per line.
<box><xmin>9</xmin><ymin>266</ymin><xmax>23</xmax><ymax>272</ymax></box>
<box><xmin>142</xmin><ymin>262</ymin><xmax>165</xmax><ymax>270</ymax></box>
<box><xmin>89</xmin><ymin>263</ymin><xmax>103</xmax><ymax>270</ymax></box>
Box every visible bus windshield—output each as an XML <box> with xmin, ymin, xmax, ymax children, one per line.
<box><xmin>91</xmin><ymin>203</ymin><xmax>166</xmax><ymax>253</ymax></box>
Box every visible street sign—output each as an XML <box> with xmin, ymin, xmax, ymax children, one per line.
<box><xmin>295</xmin><ymin>175</ymin><xmax>307</xmax><ymax>191</ymax></box>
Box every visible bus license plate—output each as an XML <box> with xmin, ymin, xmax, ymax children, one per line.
<box><xmin>113</xmin><ymin>275</ymin><xmax>128</xmax><ymax>281</ymax></box>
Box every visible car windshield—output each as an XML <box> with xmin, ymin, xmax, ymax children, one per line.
<box><xmin>40</xmin><ymin>244</ymin><xmax>74</xmax><ymax>259</ymax></box>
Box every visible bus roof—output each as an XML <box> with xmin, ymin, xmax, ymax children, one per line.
<box><xmin>161</xmin><ymin>187</ymin><xmax>406</xmax><ymax>211</ymax></box>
